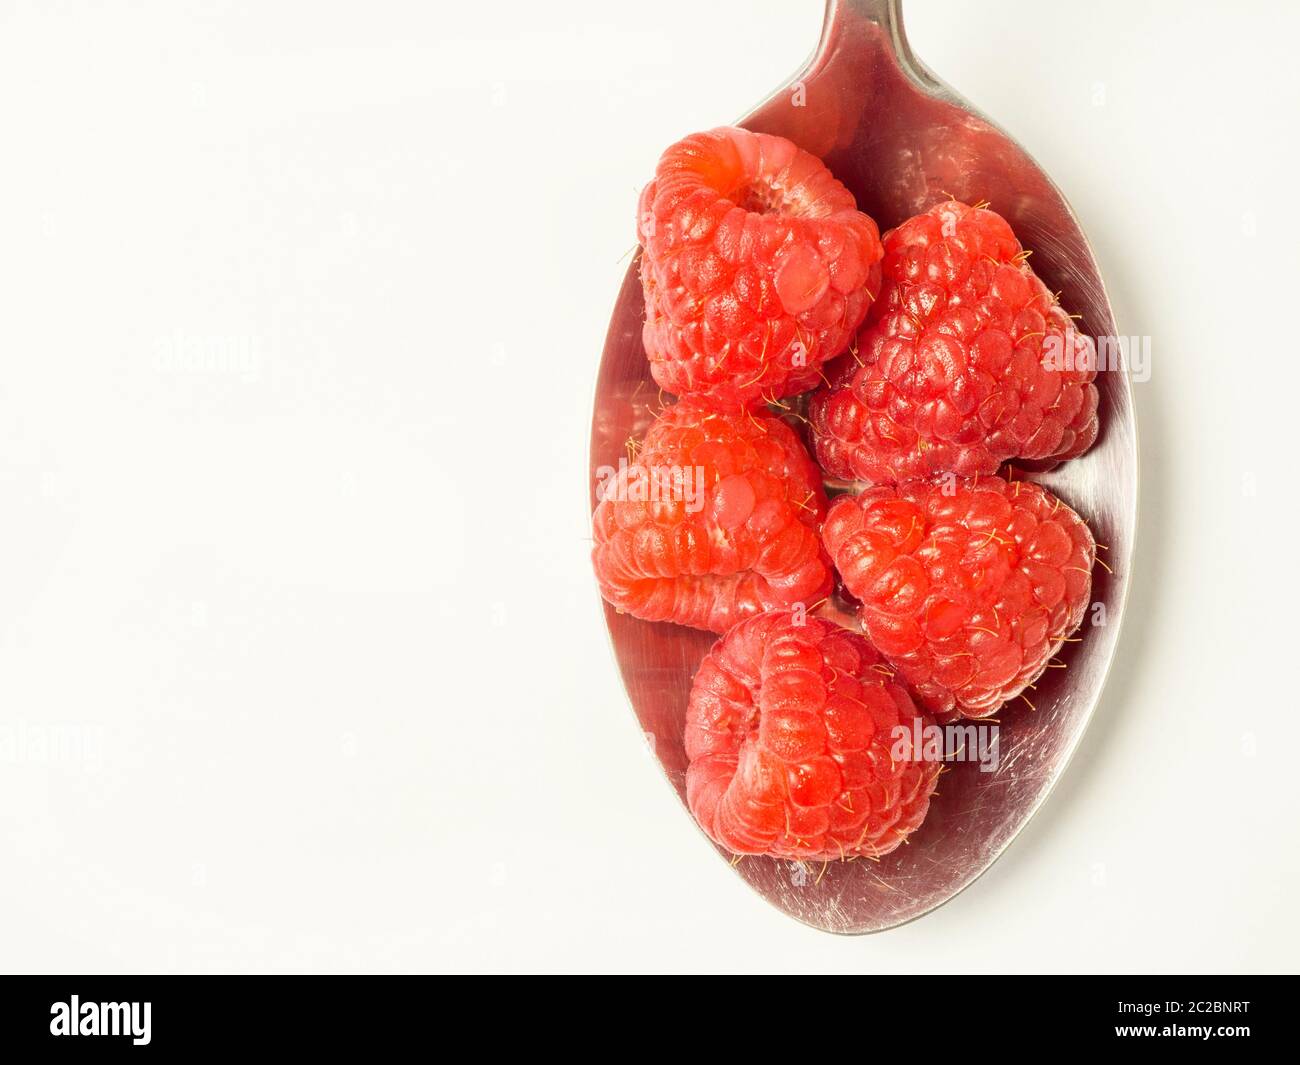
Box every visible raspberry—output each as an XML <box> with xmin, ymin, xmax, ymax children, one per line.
<box><xmin>685</xmin><ymin>610</ymin><xmax>940</xmax><ymax>860</ymax></box>
<box><xmin>592</xmin><ymin>401</ymin><xmax>832</xmax><ymax>633</ymax></box>
<box><xmin>809</xmin><ymin>199</ymin><xmax>1099</xmax><ymax>485</ymax></box>
<box><xmin>822</xmin><ymin>476</ymin><xmax>1095</xmax><ymax>719</ymax></box>
<box><xmin>637</xmin><ymin>127</ymin><xmax>884</xmax><ymax>412</ymax></box>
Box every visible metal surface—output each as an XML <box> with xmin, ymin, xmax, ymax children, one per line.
<box><xmin>589</xmin><ymin>0</ymin><xmax>1138</xmax><ymax>934</ymax></box>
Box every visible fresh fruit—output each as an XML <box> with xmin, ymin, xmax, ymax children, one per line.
<box><xmin>809</xmin><ymin>199</ymin><xmax>1099</xmax><ymax>485</ymax></box>
<box><xmin>685</xmin><ymin>610</ymin><xmax>941</xmax><ymax>860</ymax></box>
<box><xmin>822</xmin><ymin>475</ymin><xmax>1095</xmax><ymax>719</ymax></box>
<box><xmin>592</xmin><ymin>400</ymin><xmax>832</xmax><ymax>633</ymax></box>
<box><xmin>637</xmin><ymin>127</ymin><xmax>884</xmax><ymax>411</ymax></box>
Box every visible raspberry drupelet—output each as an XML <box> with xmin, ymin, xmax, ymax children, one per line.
<box><xmin>822</xmin><ymin>475</ymin><xmax>1095</xmax><ymax>720</ymax></box>
<box><xmin>810</xmin><ymin>199</ymin><xmax>1099</xmax><ymax>485</ymax></box>
<box><xmin>637</xmin><ymin>127</ymin><xmax>884</xmax><ymax>412</ymax></box>
<box><xmin>685</xmin><ymin>610</ymin><xmax>941</xmax><ymax>860</ymax></box>
<box><xmin>592</xmin><ymin>400</ymin><xmax>833</xmax><ymax>633</ymax></box>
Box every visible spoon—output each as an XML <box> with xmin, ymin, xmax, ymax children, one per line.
<box><xmin>590</xmin><ymin>0</ymin><xmax>1137</xmax><ymax>934</ymax></box>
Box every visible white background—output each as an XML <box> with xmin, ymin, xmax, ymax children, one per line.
<box><xmin>1</xmin><ymin>0</ymin><xmax>1296</xmax><ymax>974</ymax></box>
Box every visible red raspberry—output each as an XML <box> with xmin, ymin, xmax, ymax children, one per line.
<box><xmin>685</xmin><ymin>610</ymin><xmax>940</xmax><ymax>860</ymax></box>
<box><xmin>592</xmin><ymin>401</ymin><xmax>832</xmax><ymax>633</ymax></box>
<box><xmin>822</xmin><ymin>476</ymin><xmax>1095</xmax><ymax>719</ymax></box>
<box><xmin>637</xmin><ymin>127</ymin><xmax>884</xmax><ymax>412</ymax></box>
<box><xmin>809</xmin><ymin>200</ymin><xmax>1099</xmax><ymax>484</ymax></box>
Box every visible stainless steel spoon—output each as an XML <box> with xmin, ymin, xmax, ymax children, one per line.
<box><xmin>589</xmin><ymin>0</ymin><xmax>1137</xmax><ymax>934</ymax></box>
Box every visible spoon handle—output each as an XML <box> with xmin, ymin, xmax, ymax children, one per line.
<box><xmin>823</xmin><ymin>0</ymin><xmax>916</xmax><ymax>67</ymax></box>
<box><xmin>827</xmin><ymin>0</ymin><xmax>900</xmax><ymax>30</ymax></box>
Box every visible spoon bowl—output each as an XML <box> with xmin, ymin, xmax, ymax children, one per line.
<box><xmin>590</xmin><ymin>0</ymin><xmax>1137</xmax><ymax>933</ymax></box>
